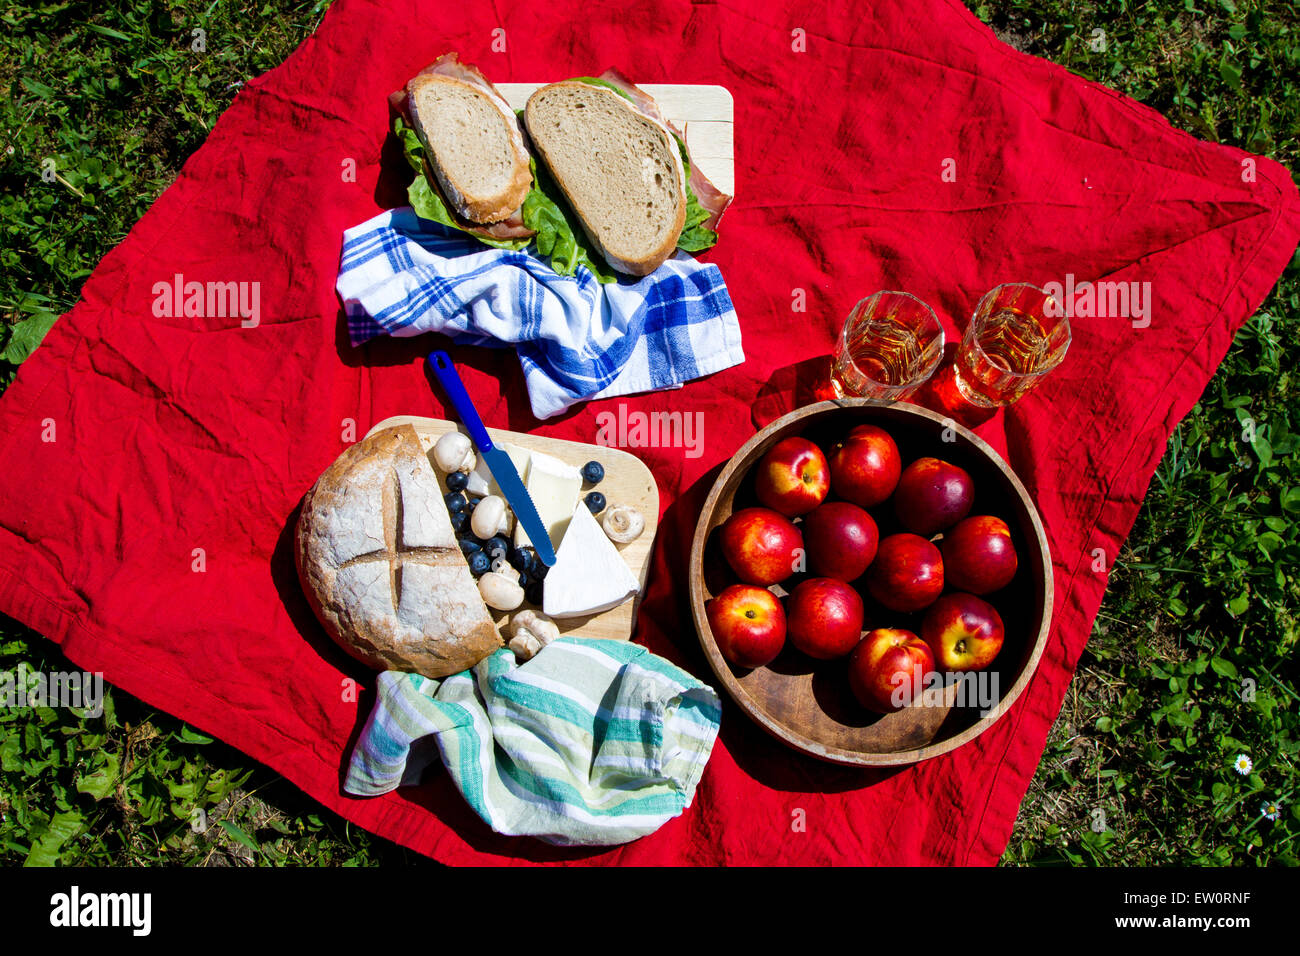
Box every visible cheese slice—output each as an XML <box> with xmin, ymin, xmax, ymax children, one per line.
<box><xmin>465</xmin><ymin>441</ymin><xmax>531</xmax><ymax>498</ymax></box>
<box><xmin>543</xmin><ymin>500</ymin><xmax>640</xmax><ymax>619</ymax></box>
<box><xmin>513</xmin><ymin>448</ymin><xmax>582</xmax><ymax>551</ymax></box>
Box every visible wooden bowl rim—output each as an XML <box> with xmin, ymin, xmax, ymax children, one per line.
<box><xmin>688</xmin><ymin>399</ymin><xmax>1054</xmax><ymax>767</ymax></box>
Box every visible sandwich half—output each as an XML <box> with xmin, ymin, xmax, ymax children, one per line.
<box><xmin>405</xmin><ymin>54</ymin><xmax>532</xmax><ymax>225</ymax></box>
<box><xmin>525</xmin><ymin>80</ymin><xmax>688</xmax><ymax>276</ymax></box>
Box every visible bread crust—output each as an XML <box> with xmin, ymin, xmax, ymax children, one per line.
<box><xmin>407</xmin><ymin>72</ymin><xmax>533</xmax><ymax>225</ymax></box>
<box><xmin>295</xmin><ymin>425</ymin><xmax>501</xmax><ymax>678</ymax></box>
<box><xmin>525</xmin><ymin>82</ymin><xmax>687</xmax><ymax>276</ymax></box>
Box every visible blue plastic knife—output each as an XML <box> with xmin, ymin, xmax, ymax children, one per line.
<box><xmin>427</xmin><ymin>351</ymin><xmax>557</xmax><ymax>567</ymax></box>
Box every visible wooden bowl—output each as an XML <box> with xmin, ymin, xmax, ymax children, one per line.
<box><xmin>689</xmin><ymin>400</ymin><xmax>1052</xmax><ymax>766</ymax></box>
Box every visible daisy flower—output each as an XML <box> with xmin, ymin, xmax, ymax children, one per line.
<box><xmin>1233</xmin><ymin>754</ymin><xmax>1253</xmax><ymax>775</ymax></box>
<box><xmin>1260</xmin><ymin>800</ymin><xmax>1281</xmax><ymax>822</ymax></box>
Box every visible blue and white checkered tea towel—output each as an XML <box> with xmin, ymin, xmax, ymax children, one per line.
<box><xmin>344</xmin><ymin>638</ymin><xmax>722</xmax><ymax>847</ymax></box>
<box><xmin>336</xmin><ymin>208</ymin><xmax>745</xmax><ymax>420</ymax></box>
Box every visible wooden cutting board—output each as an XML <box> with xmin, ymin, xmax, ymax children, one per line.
<box><xmin>366</xmin><ymin>415</ymin><xmax>659</xmax><ymax>642</ymax></box>
<box><xmin>497</xmin><ymin>83</ymin><xmax>735</xmax><ymax>197</ymax></box>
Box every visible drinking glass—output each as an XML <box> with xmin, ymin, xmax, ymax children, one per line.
<box><xmin>829</xmin><ymin>292</ymin><xmax>945</xmax><ymax>401</ymax></box>
<box><xmin>953</xmin><ymin>284</ymin><xmax>1071</xmax><ymax>408</ymax></box>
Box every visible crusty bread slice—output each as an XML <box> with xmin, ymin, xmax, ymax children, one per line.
<box><xmin>407</xmin><ymin>72</ymin><xmax>532</xmax><ymax>224</ymax></box>
<box><xmin>525</xmin><ymin>81</ymin><xmax>687</xmax><ymax>276</ymax></box>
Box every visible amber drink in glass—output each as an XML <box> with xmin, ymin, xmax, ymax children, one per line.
<box><xmin>830</xmin><ymin>291</ymin><xmax>945</xmax><ymax>401</ymax></box>
<box><xmin>953</xmin><ymin>284</ymin><xmax>1070</xmax><ymax>408</ymax></box>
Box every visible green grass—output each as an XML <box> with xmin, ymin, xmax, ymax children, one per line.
<box><xmin>2</xmin><ymin>0</ymin><xmax>1298</xmax><ymax>865</ymax></box>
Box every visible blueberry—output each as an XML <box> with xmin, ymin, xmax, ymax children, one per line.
<box><xmin>508</xmin><ymin>545</ymin><xmax>530</xmax><ymax>571</ymax></box>
<box><xmin>531</xmin><ymin>555</ymin><xmax>550</xmax><ymax>580</ymax></box>
<box><xmin>486</xmin><ymin>535</ymin><xmax>509</xmax><ymax>560</ymax></box>
<box><xmin>465</xmin><ymin>496</ymin><xmax>482</xmax><ymax>513</ymax></box>
<box><xmin>582</xmin><ymin>461</ymin><xmax>605</xmax><ymax>484</ymax></box>
<box><xmin>444</xmin><ymin>491</ymin><xmax>467</xmax><ymax>513</ymax></box>
<box><xmin>445</xmin><ymin>471</ymin><xmax>469</xmax><ymax>492</ymax></box>
<box><xmin>525</xmin><ymin>581</ymin><xmax>544</xmax><ymax>606</ymax></box>
<box><xmin>518</xmin><ymin>570</ymin><xmax>529</xmax><ymax>587</ymax></box>
<box><xmin>459</xmin><ymin>537</ymin><xmax>481</xmax><ymax>556</ymax></box>
<box><xmin>584</xmin><ymin>491</ymin><xmax>606</xmax><ymax>514</ymax></box>
<box><xmin>450</xmin><ymin>510</ymin><xmax>469</xmax><ymax>533</ymax></box>
<box><xmin>468</xmin><ymin>551</ymin><xmax>490</xmax><ymax>576</ymax></box>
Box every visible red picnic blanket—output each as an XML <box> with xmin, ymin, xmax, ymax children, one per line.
<box><xmin>1</xmin><ymin>0</ymin><xmax>1296</xmax><ymax>865</ymax></box>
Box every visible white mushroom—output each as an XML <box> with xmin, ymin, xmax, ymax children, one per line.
<box><xmin>471</xmin><ymin>495</ymin><xmax>508</xmax><ymax>539</ymax></box>
<box><xmin>601</xmin><ymin>504</ymin><xmax>645</xmax><ymax>545</ymax></box>
<box><xmin>508</xmin><ymin>609</ymin><xmax>561</xmax><ymax>661</ymax></box>
<box><xmin>433</xmin><ymin>432</ymin><xmax>475</xmax><ymax>473</ymax></box>
<box><xmin>478</xmin><ymin>570</ymin><xmax>525</xmax><ymax>611</ymax></box>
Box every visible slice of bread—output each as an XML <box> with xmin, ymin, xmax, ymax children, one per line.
<box><xmin>407</xmin><ymin>71</ymin><xmax>532</xmax><ymax>224</ymax></box>
<box><xmin>525</xmin><ymin>81</ymin><xmax>687</xmax><ymax>276</ymax></box>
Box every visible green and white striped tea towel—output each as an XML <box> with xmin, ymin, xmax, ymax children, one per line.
<box><xmin>344</xmin><ymin>637</ymin><xmax>722</xmax><ymax>846</ymax></box>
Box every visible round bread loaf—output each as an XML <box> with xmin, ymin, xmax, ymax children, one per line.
<box><xmin>295</xmin><ymin>424</ymin><xmax>501</xmax><ymax>678</ymax></box>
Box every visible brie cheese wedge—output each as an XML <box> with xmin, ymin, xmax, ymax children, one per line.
<box><xmin>543</xmin><ymin>500</ymin><xmax>640</xmax><ymax>619</ymax></box>
<box><xmin>513</xmin><ymin>448</ymin><xmax>582</xmax><ymax>551</ymax></box>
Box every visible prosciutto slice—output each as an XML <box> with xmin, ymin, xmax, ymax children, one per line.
<box><xmin>593</xmin><ymin>69</ymin><xmax>733</xmax><ymax>231</ymax></box>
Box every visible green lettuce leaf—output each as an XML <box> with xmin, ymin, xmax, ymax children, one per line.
<box><xmin>672</xmin><ymin>135</ymin><xmax>719</xmax><ymax>252</ymax></box>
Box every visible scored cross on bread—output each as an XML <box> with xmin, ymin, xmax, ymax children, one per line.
<box><xmin>295</xmin><ymin>425</ymin><xmax>500</xmax><ymax>678</ymax></box>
